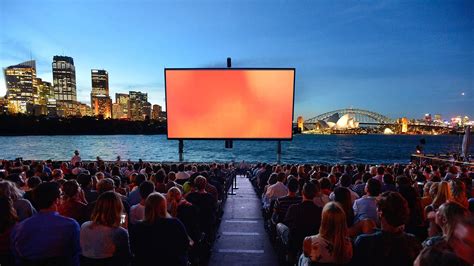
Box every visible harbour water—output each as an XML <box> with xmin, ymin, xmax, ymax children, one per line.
<box><xmin>0</xmin><ymin>134</ymin><xmax>471</xmax><ymax>164</ymax></box>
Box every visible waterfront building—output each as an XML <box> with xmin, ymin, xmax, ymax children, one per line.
<box><xmin>128</xmin><ymin>91</ymin><xmax>148</xmax><ymax>121</ymax></box>
<box><xmin>47</xmin><ymin>98</ymin><xmax>58</xmax><ymax>117</ymax></box>
<box><xmin>114</xmin><ymin>93</ymin><xmax>129</xmax><ymax>119</ymax></box>
<box><xmin>90</xmin><ymin>69</ymin><xmax>112</xmax><ymax>118</ymax></box>
<box><xmin>3</xmin><ymin>60</ymin><xmax>37</xmax><ymax>114</ymax></box>
<box><xmin>424</xmin><ymin>113</ymin><xmax>432</xmax><ymax>123</ymax></box>
<box><xmin>297</xmin><ymin>116</ymin><xmax>304</xmax><ymax>132</ymax></box>
<box><xmin>401</xmin><ymin>117</ymin><xmax>408</xmax><ymax>133</ymax></box>
<box><xmin>152</xmin><ymin>104</ymin><xmax>162</xmax><ymax>120</ymax></box>
<box><xmin>52</xmin><ymin>56</ymin><xmax>77</xmax><ymax>114</ymax></box>
<box><xmin>142</xmin><ymin>102</ymin><xmax>152</xmax><ymax>120</ymax></box>
<box><xmin>434</xmin><ymin>114</ymin><xmax>442</xmax><ymax>122</ymax></box>
<box><xmin>0</xmin><ymin>97</ymin><xmax>7</xmax><ymax>114</ymax></box>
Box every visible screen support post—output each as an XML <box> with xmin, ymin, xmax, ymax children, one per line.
<box><xmin>178</xmin><ymin>139</ymin><xmax>184</xmax><ymax>162</ymax></box>
<box><xmin>225</xmin><ymin>57</ymin><xmax>233</xmax><ymax>149</ymax></box>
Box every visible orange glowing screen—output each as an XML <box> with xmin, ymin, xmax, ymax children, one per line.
<box><xmin>165</xmin><ymin>69</ymin><xmax>295</xmax><ymax>139</ymax></box>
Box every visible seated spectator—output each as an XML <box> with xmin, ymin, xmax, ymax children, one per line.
<box><xmin>59</xmin><ymin>180</ymin><xmax>88</xmax><ymax>225</ymax></box>
<box><xmin>128</xmin><ymin>174</ymin><xmax>146</xmax><ymax>206</ymax></box>
<box><xmin>167</xmin><ymin>187</ymin><xmax>199</xmax><ymax>242</ymax></box>
<box><xmin>80</xmin><ymin>191</ymin><xmax>131</xmax><ymax>266</ymax></box>
<box><xmin>421</xmin><ymin>181</ymin><xmax>434</xmax><ymax>212</ymax></box>
<box><xmin>415</xmin><ymin>241</ymin><xmax>468</xmax><ymax>266</ymax></box>
<box><xmin>130</xmin><ymin>181</ymin><xmax>155</xmax><ymax>224</ymax></box>
<box><xmin>111</xmin><ymin>175</ymin><xmax>127</xmax><ymax>196</ymax></box>
<box><xmin>450</xmin><ymin>179</ymin><xmax>469</xmax><ymax>209</ymax></box>
<box><xmin>334</xmin><ymin>187</ymin><xmax>355</xmax><ymax>227</ymax></box>
<box><xmin>23</xmin><ymin>176</ymin><xmax>41</xmax><ymax>210</ymax></box>
<box><xmin>0</xmin><ymin>180</ymin><xmax>36</xmax><ymax>221</ymax></box>
<box><xmin>329</xmin><ymin>174</ymin><xmax>359</xmax><ymax>203</ymax></box>
<box><xmin>176</xmin><ymin>163</ymin><xmax>190</xmax><ymax>184</ymax></box>
<box><xmin>312</xmin><ymin>179</ymin><xmax>329</xmax><ymax>208</ymax></box>
<box><xmin>319</xmin><ymin>177</ymin><xmax>332</xmax><ymax>196</ymax></box>
<box><xmin>284</xmin><ymin>182</ymin><xmax>322</xmax><ymax>263</ymax></box>
<box><xmin>0</xmin><ymin>196</ymin><xmax>18</xmax><ymax>265</ymax></box>
<box><xmin>130</xmin><ymin>192</ymin><xmax>189</xmax><ymax>266</ymax></box>
<box><xmin>353</xmin><ymin>173</ymin><xmax>372</xmax><ymax>197</ymax></box>
<box><xmin>263</xmin><ymin>172</ymin><xmax>288</xmax><ymax>209</ymax></box>
<box><xmin>353</xmin><ymin>178</ymin><xmax>381</xmax><ymax>224</ymax></box>
<box><xmin>353</xmin><ymin>191</ymin><xmax>422</xmax><ymax>266</ymax></box>
<box><xmin>10</xmin><ymin>182</ymin><xmax>80</xmax><ymax>266</ymax></box>
<box><xmin>51</xmin><ymin>169</ymin><xmax>64</xmax><ymax>181</ymax></box>
<box><xmin>423</xmin><ymin>201</ymin><xmax>467</xmax><ymax>247</ymax></box>
<box><xmin>72</xmin><ymin>162</ymin><xmax>86</xmax><ymax>176</ymax></box>
<box><xmin>165</xmin><ymin>171</ymin><xmax>183</xmax><ymax>193</ymax></box>
<box><xmin>87</xmin><ymin>178</ymin><xmax>130</xmax><ymax>222</ymax></box>
<box><xmin>152</xmin><ymin>170</ymin><xmax>167</xmax><ymax>193</ymax></box>
<box><xmin>300</xmin><ymin>202</ymin><xmax>352</xmax><ymax>265</ymax></box>
<box><xmin>272</xmin><ymin>177</ymin><xmax>301</xmax><ymax>224</ymax></box>
<box><xmin>382</xmin><ymin>173</ymin><xmax>397</xmax><ymax>192</ymax></box>
<box><xmin>77</xmin><ymin>173</ymin><xmax>99</xmax><ymax>204</ymax></box>
<box><xmin>186</xmin><ymin>176</ymin><xmax>217</xmax><ymax>239</ymax></box>
<box><xmin>448</xmin><ymin>216</ymin><xmax>474</xmax><ymax>265</ymax></box>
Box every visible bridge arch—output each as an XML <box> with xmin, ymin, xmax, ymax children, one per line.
<box><xmin>305</xmin><ymin>108</ymin><xmax>394</xmax><ymax>124</ymax></box>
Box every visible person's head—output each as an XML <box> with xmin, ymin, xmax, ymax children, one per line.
<box><xmin>134</xmin><ymin>174</ymin><xmax>146</xmax><ymax>186</ymax></box>
<box><xmin>339</xmin><ymin>174</ymin><xmax>352</xmax><ymax>188</ymax></box>
<box><xmin>144</xmin><ymin>192</ymin><xmax>169</xmax><ymax>223</ymax></box>
<box><xmin>77</xmin><ymin>173</ymin><xmax>92</xmax><ymax>188</ymax></box>
<box><xmin>0</xmin><ymin>180</ymin><xmax>23</xmax><ymax>201</ymax></box>
<box><xmin>167</xmin><ymin>171</ymin><xmax>176</xmax><ymax>182</ymax></box>
<box><xmin>97</xmin><ymin>178</ymin><xmax>115</xmax><ymax>194</ymax></box>
<box><xmin>62</xmin><ymin>180</ymin><xmax>81</xmax><ymax>200</ymax></box>
<box><xmin>319</xmin><ymin>177</ymin><xmax>331</xmax><ymax>192</ymax></box>
<box><xmin>377</xmin><ymin>166</ymin><xmax>385</xmax><ymax>176</ymax></box>
<box><xmin>448</xmin><ymin>216</ymin><xmax>474</xmax><ymax>264</ymax></box>
<box><xmin>194</xmin><ymin>176</ymin><xmax>207</xmax><ymax>191</ymax></box>
<box><xmin>414</xmin><ymin>241</ymin><xmax>467</xmax><ymax>266</ymax></box>
<box><xmin>74</xmin><ymin>150</ymin><xmax>79</xmax><ymax>156</ymax></box>
<box><xmin>91</xmin><ymin>191</ymin><xmax>124</xmax><ymax>227</ymax></box>
<box><xmin>435</xmin><ymin>201</ymin><xmax>467</xmax><ymax>240</ymax></box>
<box><xmin>433</xmin><ymin>181</ymin><xmax>452</xmax><ymax>209</ymax></box>
<box><xmin>365</xmin><ymin>178</ymin><xmax>382</xmax><ymax>196</ymax></box>
<box><xmin>95</xmin><ymin>172</ymin><xmax>105</xmax><ymax>181</ymax></box>
<box><xmin>450</xmin><ymin>179</ymin><xmax>467</xmax><ymax>204</ymax></box>
<box><xmin>276</xmin><ymin>172</ymin><xmax>286</xmax><ymax>183</ymax></box>
<box><xmin>26</xmin><ymin>176</ymin><xmax>42</xmax><ymax>190</ymax></box>
<box><xmin>383</xmin><ymin>174</ymin><xmax>394</xmax><ymax>185</ymax></box>
<box><xmin>423</xmin><ymin>181</ymin><xmax>433</xmax><ymax>197</ymax></box>
<box><xmin>34</xmin><ymin>182</ymin><xmax>61</xmax><ymax>210</ymax></box>
<box><xmin>51</xmin><ymin>169</ymin><xmax>63</xmax><ymax>180</ymax></box>
<box><xmin>0</xmin><ymin>196</ymin><xmax>18</xmax><ymax>232</ymax></box>
<box><xmin>302</xmin><ymin>182</ymin><xmax>316</xmax><ymax>200</ymax></box>
<box><xmin>319</xmin><ymin>202</ymin><xmax>348</xmax><ymax>264</ymax></box>
<box><xmin>287</xmin><ymin>177</ymin><xmax>299</xmax><ymax>194</ymax></box>
<box><xmin>139</xmin><ymin>181</ymin><xmax>155</xmax><ymax>200</ymax></box>
<box><xmin>377</xmin><ymin>191</ymin><xmax>409</xmax><ymax>229</ymax></box>
<box><xmin>166</xmin><ymin>187</ymin><xmax>182</xmax><ymax>217</ymax></box>
<box><xmin>361</xmin><ymin>173</ymin><xmax>372</xmax><ymax>183</ymax></box>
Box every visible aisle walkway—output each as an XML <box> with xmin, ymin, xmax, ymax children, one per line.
<box><xmin>209</xmin><ymin>175</ymin><xmax>278</xmax><ymax>266</ymax></box>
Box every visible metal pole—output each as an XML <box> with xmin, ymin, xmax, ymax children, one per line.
<box><xmin>277</xmin><ymin>140</ymin><xmax>282</xmax><ymax>164</ymax></box>
<box><xmin>178</xmin><ymin>139</ymin><xmax>184</xmax><ymax>162</ymax></box>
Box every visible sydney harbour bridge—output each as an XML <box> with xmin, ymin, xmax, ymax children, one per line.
<box><xmin>295</xmin><ymin>108</ymin><xmax>446</xmax><ymax>134</ymax></box>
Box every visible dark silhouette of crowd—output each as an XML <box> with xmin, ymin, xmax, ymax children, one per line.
<box><xmin>1</xmin><ymin>152</ymin><xmax>473</xmax><ymax>266</ymax></box>
<box><xmin>0</xmin><ymin>152</ymin><xmax>234</xmax><ymax>266</ymax></box>
<box><xmin>252</xmin><ymin>162</ymin><xmax>474</xmax><ymax>266</ymax></box>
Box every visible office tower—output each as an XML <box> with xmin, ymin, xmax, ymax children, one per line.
<box><xmin>115</xmin><ymin>93</ymin><xmax>129</xmax><ymax>119</ymax></box>
<box><xmin>152</xmin><ymin>104</ymin><xmax>162</xmax><ymax>120</ymax></box>
<box><xmin>128</xmin><ymin>91</ymin><xmax>148</xmax><ymax>121</ymax></box>
<box><xmin>90</xmin><ymin>69</ymin><xmax>112</xmax><ymax>118</ymax></box>
<box><xmin>3</xmin><ymin>60</ymin><xmax>36</xmax><ymax>114</ymax></box>
<box><xmin>52</xmin><ymin>56</ymin><xmax>77</xmax><ymax>114</ymax></box>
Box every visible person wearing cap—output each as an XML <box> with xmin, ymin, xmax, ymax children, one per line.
<box><xmin>71</xmin><ymin>150</ymin><xmax>82</xmax><ymax>167</ymax></box>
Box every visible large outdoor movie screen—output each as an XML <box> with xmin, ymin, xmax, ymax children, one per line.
<box><xmin>165</xmin><ymin>69</ymin><xmax>295</xmax><ymax>139</ymax></box>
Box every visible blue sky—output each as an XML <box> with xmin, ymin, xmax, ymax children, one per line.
<box><xmin>1</xmin><ymin>0</ymin><xmax>473</xmax><ymax>120</ymax></box>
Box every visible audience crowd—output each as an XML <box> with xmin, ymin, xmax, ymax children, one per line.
<box><xmin>0</xmin><ymin>152</ymin><xmax>473</xmax><ymax>266</ymax></box>
<box><xmin>253</xmin><ymin>162</ymin><xmax>474</xmax><ymax>266</ymax></box>
<box><xmin>0</xmin><ymin>152</ymin><xmax>233</xmax><ymax>266</ymax></box>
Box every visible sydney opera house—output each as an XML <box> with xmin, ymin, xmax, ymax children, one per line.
<box><xmin>315</xmin><ymin>113</ymin><xmax>360</xmax><ymax>130</ymax></box>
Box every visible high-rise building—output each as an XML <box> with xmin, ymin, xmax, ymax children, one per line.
<box><xmin>3</xmin><ymin>60</ymin><xmax>36</xmax><ymax>114</ymax></box>
<box><xmin>35</xmin><ymin>78</ymin><xmax>53</xmax><ymax>107</ymax></box>
<box><xmin>90</xmin><ymin>69</ymin><xmax>112</xmax><ymax>118</ymax></box>
<box><xmin>52</xmin><ymin>56</ymin><xmax>77</xmax><ymax>114</ymax></box>
<box><xmin>128</xmin><ymin>91</ymin><xmax>148</xmax><ymax>121</ymax></box>
<box><xmin>0</xmin><ymin>97</ymin><xmax>8</xmax><ymax>115</ymax></box>
<box><xmin>114</xmin><ymin>93</ymin><xmax>129</xmax><ymax>119</ymax></box>
<box><xmin>434</xmin><ymin>114</ymin><xmax>442</xmax><ymax>122</ymax></box>
<box><xmin>424</xmin><ymin>113</ymin><xmax>432</xmax><ymax>123</ymax></box>
<box><xmin>142</xmin><ymin>102</ymin><xmax>152</xmax><ymax>120</ymax></box>
<box><xmin>152</xmin><ymin>104</ymin><xmax>162</xmax><ymax>120</ymax></box>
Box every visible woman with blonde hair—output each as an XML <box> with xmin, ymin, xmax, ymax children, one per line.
<box><xmin>167</xmin><ymin>187</ymin><xmax>199</xmax><ymax>242</ymax></box>
<box><xmin>300</xmin><ymin>202</ymin><xmax>353</xmax><ymax>265</ymax></box>
<box><xmin>427</xmin><ymin>181</ymin><xmax>452</xmax><ymax>213</ymax></box>
<box><xmin>130</xmin><ymin>192</ymin><xmax>189</xmax><ymax>266</ymax></box>
<box><xmin>0</xmin><ymin>180</ymin><xmax>35</xmax><ymax>221</ymax></box>
<box><xmin>423</xmin><ymin>201</ymin><xmax>467</xmax><ymax>247</ymax></box>
<box><xmin>80</xmin><ymin>191</ymin><xmax>131</xmax><ymax>266</ymax></box>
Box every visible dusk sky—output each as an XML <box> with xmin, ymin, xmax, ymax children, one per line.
<box><xmin>1</xmin><ymin>0</ymin><xmax>473</xmax><ymax>120</ymax></box>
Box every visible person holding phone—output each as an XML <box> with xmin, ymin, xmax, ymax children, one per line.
<box><xmin>80</xmin><ymin>191</ymin><xmax>131</xmax><ymax>266</ymax></box>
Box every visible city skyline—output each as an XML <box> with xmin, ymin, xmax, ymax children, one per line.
<box><xmin>1</xmin><ymin>0</ymin><xmax>473</xmax><ymax>119</ymax></box>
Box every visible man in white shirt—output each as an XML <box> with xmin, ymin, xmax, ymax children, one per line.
<box><xmin>263</xmin><ymin>172</ymin><xmax>288</xmax><ymax>209</ymax></box>
<box><xmin>129</xmin><ymin>181</ymin><xmax>155</xmax><ymax>224</ymax></box>
<box><xmin>175</xmin><ymin>164</ymin><xmax>190</xmax><ymax>181</ymax></box>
